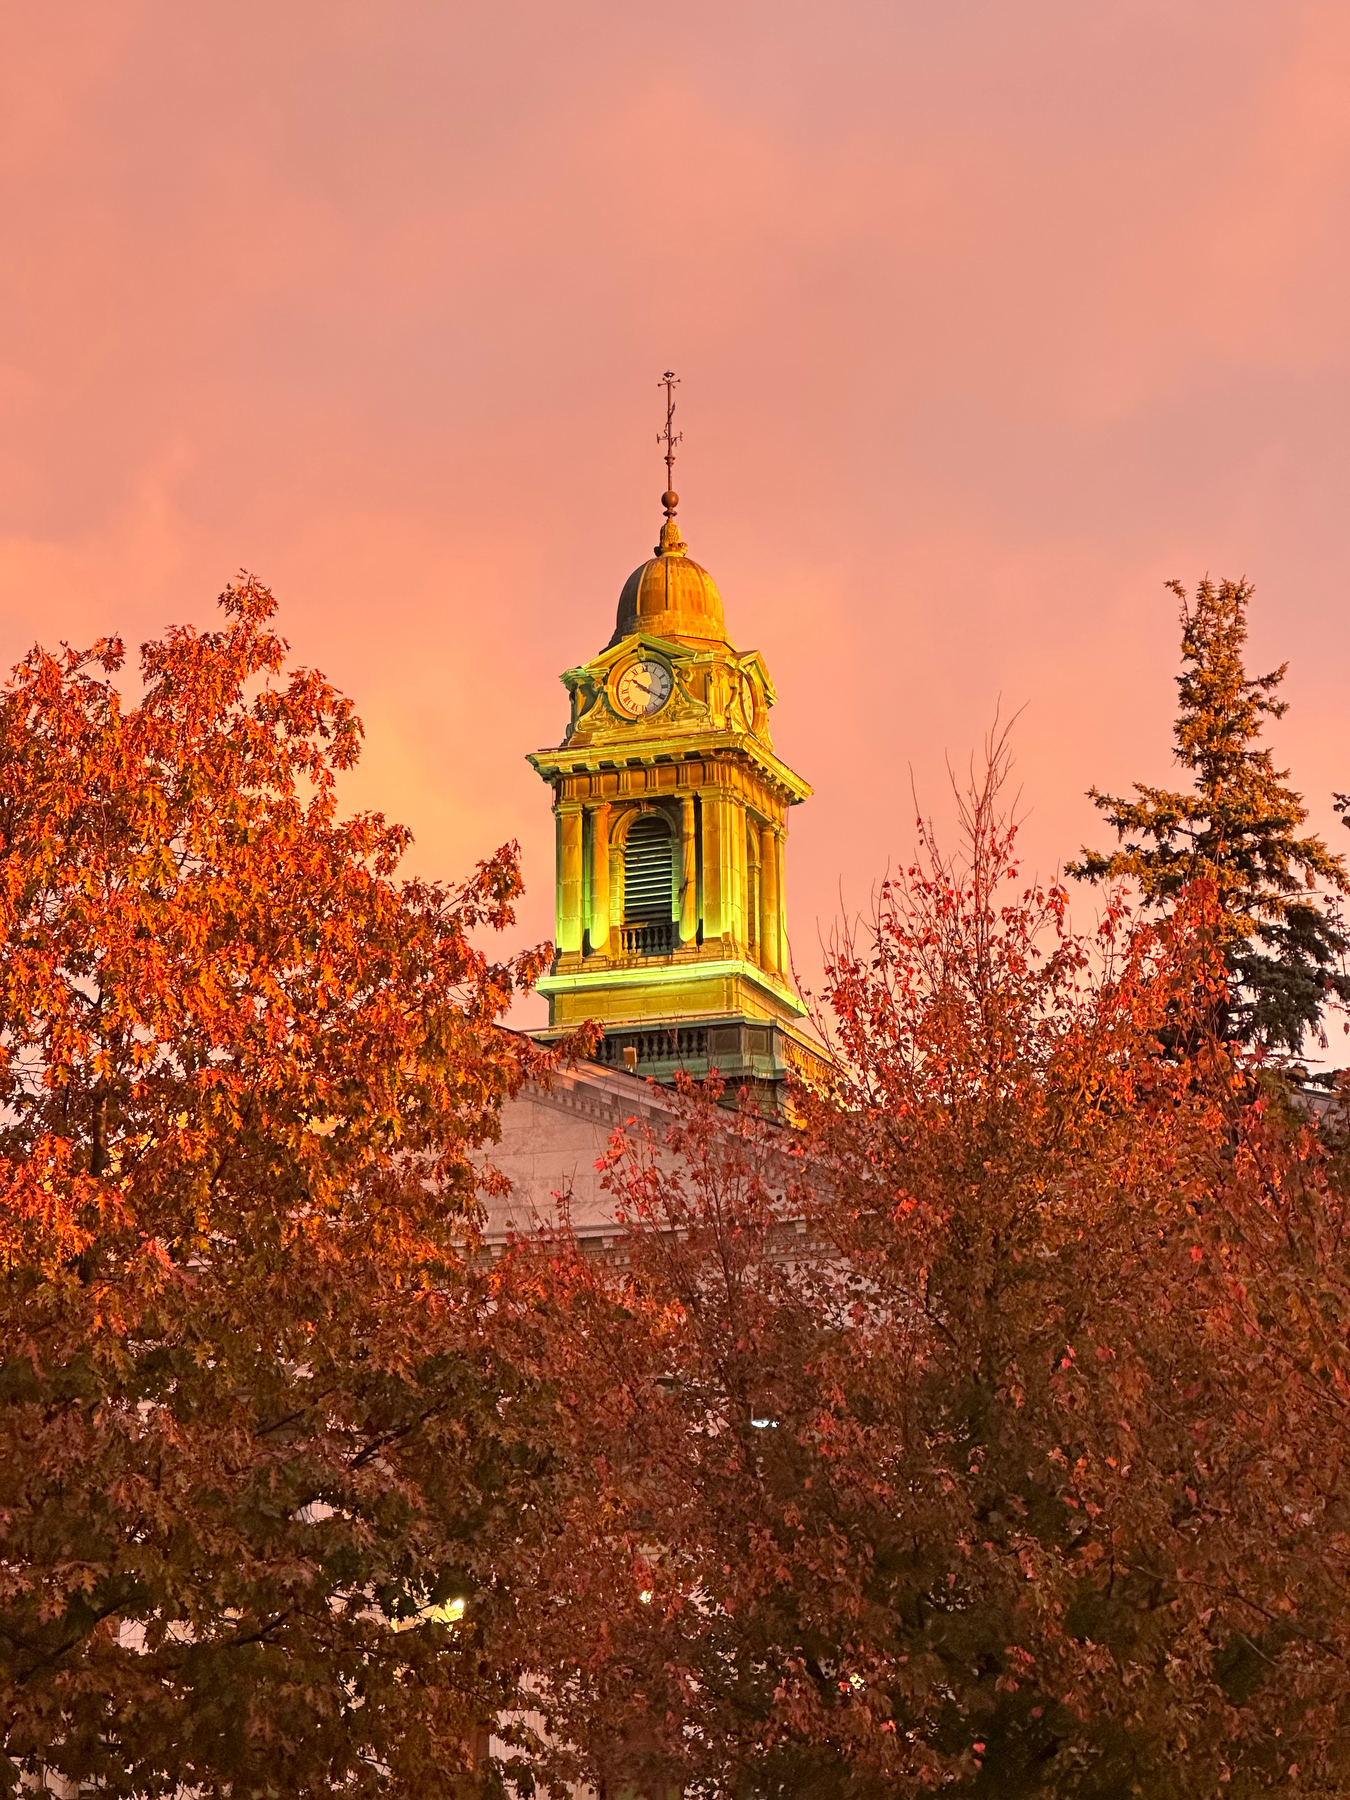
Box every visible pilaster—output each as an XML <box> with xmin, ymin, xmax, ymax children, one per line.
<box><xmin>557</xmin><ymin>802</ymin><xmax>584</xmax><ymax>955</ymax></box>
<box><xmin>679</xmin><ymin>796</ymin><xmax>697</xmax><ymax>944</ymax></box>
<box><xmin>588</xmin><ymin>801</ymin><xmax>611</xmax><ymax>953</ymax></box>
<box><xmin>759</xmin><ymin>820</ymin><xmax>780</xmax><ymax>975</ymax></box>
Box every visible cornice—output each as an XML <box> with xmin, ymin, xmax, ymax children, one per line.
<box><xmin>513</xmin><ymin>1059</ymin><xmax>679</xmax><ymax>1127</ymax></box>
<box><xmin>536</xmin><ymin>955</ymin><xmax>808</xmax><ymax>1017</ymax></box>
<box><xmin>528</xmin><ymin>730</ymin><xmax>812</xmax><ymax>805</ymax></box>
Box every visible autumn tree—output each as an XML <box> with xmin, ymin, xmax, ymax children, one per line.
<box><xmin>0</xmin><ymin>578</ymin><xmax>555</xmax><ymax>1796</ymax></box>
<box><xmin>495</xmin><ymin>1089</ymin><xmax>866</xmax><ymax>1800</ymax></box>
<box><xmin>1069</xmin><ymin>576</ymin><xmax>1350</xmax><ymax>1054</ymax></box>
<box><xmin>509</xmin><ymin>739</ymin><xmax>1350</xmax><ymax>1798</ymax></box>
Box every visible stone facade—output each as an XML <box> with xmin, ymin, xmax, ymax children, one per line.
<box><xmin>481</xmin><ymin>1057</ymin><xmax>678</xmax><ymax>1246</ymax></box>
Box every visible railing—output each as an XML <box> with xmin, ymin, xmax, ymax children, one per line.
<box><xmin>620</xmin><ymin>920</ymin><xmax>676</xmax><ymax>956</ymax></box>
<box><xmin>602</xmin><ymin>1027</ymin><xmax>709</xmax><ymax>1069</ymax></box>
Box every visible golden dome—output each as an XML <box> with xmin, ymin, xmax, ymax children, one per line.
<box><xmin>609</xmin><ymin>513</ymin><xmax>728</xmax><ymax>648</ymax></box>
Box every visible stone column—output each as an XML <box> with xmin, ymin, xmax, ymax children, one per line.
<box><xmin>726</xmin><ymin>797</ymin><xmax>746</xmax><ymax>953</ymax></box>
<box><xmin>700</xmin><ymin>789</ymin><xmax>725</xmax><ymax>942</ymax></box>
<box><xmin>702</xmin><ymin>790</ymin><xmax>746</xmax><ymax>951</ymax></box>
<box><xmin>557</xmin><ymin>803</ymin><xmax>584</xmax><ymax>955</ymax></box>
<box><xmin>759</xmin><ymin>821</ymin><xmax>780</xmax><ymax>975</ymax></box>
<box><xmin>746</xmin><ymin>827</ymin><xmax>761</xmax><ymax>961</ymax></box>
<box><xmin>590</xmin><ymin>806</ymin><xmax>615</xmax><ymax>957</ymax></box>
<box><xmin>589</xmin><ymin>802</ymin><xmax>611</xmax><ymax>954</ymax></box>
<box><xmin>679</xmin><ymin>796</ymin><xmax>697</xmax><ymax>944</ymax></box>
<box><xmin>774</xmin><ymin>828</ymin><xmax>787</xmax><ymax>974</ymax></box>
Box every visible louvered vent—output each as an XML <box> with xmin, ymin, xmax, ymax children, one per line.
<box><xmin>624</xmin><ymin>815</ymin><xmax>674</xmax><ymax>923</ymax></box>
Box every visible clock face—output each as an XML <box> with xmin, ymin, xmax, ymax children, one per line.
<box><xmin>614</xmin><ymin>658</ymin><xmax>673</xmax><ymax>719</ymax></box>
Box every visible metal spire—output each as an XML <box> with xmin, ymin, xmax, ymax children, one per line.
<box><xmin>658</xmin><ymin>370</ymin><xmax>681</xmax><ymax>521</ymax></box>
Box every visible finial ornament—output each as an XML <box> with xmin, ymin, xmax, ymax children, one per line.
<box><xmin>656</xmin><ymin>369</ymin><xmax>685</xmax><ymax>556</ymax></box>
<box><xmin>658</xmin><ymin>370</ymin><xmax>681</xmax><ymax>518</ymax></box>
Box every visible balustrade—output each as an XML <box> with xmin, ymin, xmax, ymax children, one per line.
<box><xmin>620</xmin><ymin>920</ymin><xmax>676</xmax><ymax>956</ymax></box>
<box><xmin>602</xmin><ymin>1027</ymin><xmax>710</xmax><ymax>1068</ymax></box>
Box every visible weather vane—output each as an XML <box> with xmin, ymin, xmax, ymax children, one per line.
<box><xmin>658</xmin><ymin>370</ymin><xmax>681</xmax><ymax>520</ymax></box>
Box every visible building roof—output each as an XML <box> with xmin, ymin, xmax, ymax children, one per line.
<box><xmin>609</xmin><ymin>516</ymin><xmax>728</xmax><ymax>648</ymax></box>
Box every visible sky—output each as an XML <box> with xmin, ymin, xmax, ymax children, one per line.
<box><xmin>3</xmin><ymin>2</ymin><xmax>1349</xmax><ymax>1041</ymax></box>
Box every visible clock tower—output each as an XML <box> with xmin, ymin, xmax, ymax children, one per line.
<box><xmin>528</xmin><ymin>399</ymin><xmax>821</xmax><ymax>1104</ymax></box>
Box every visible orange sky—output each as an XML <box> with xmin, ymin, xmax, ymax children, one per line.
<box><xmin>4</xmin><ymin>3</ymin><xmax>1350</xmax><ymax>1039</ymax></box>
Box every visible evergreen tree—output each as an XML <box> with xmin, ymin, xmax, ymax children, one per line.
<box><xmin>1068</xmin><ymin>577</ymin><xmax>1350</xmax><ymax>1054</ymax></box>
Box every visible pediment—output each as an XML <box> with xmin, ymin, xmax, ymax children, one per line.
<box><xmin>563</xmin><ymin>632</ymin><xmax>693</xmax><ymax>689</ymax></box>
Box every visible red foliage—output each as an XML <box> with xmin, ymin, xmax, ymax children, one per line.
<box><xmin>503</xmin><ymin>742</ymin><xmax>1350</xmax><ymax>1799</ymax></box>
<box><xmin>0</xmin><ymin>577</ymin><xmax>550</xmax><ymax>1794</ymax></box>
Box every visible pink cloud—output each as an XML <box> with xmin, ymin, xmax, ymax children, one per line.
<box><xmin>2</xmin><ymin>1</ymin><xmax>1348</xmax><ymax>1042</ymax></box>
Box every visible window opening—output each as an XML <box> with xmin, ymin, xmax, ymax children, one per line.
<box><xmin>623</xmin><ymin>814</ymin><xmax>675</xmax><ymax>954</ymax></box>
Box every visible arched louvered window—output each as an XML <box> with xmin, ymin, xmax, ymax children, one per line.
<box><xmin>624</xmin><ymin>814</ymin><xmax>674</xmax><ymax>924</ymax></box>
